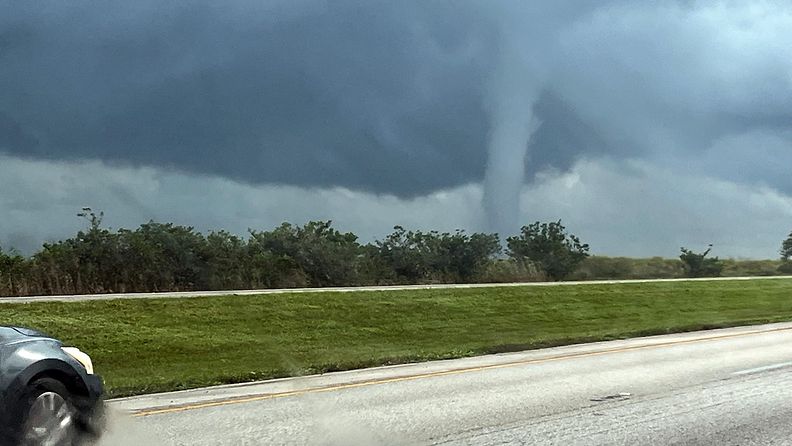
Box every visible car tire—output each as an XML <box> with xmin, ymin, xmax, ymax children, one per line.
<box><xmin>15</xmin><ymin>377</ymin><xmax>80</xmax><ymax>446</ymax></box>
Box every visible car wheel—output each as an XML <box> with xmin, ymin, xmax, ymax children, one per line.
<box><xmin>18</xmin><ymin>378</ymin><xmax>79</xmax><ymax>446</ymax></box>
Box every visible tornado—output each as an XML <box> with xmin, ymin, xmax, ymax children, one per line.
<box><xmin>482</xmin><ymin>36</ymin><xmax>541</xmax><ymax>240</ymax></box>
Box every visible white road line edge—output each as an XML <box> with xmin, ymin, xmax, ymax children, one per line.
<box><xmin>732</xmin><ymin>361</ymin><xmax>792</xmax><ymax>376</ymax></box>
<box><xmin>2</xmin><ymin>275</ymin><xmax>791</xmax><ymax>303</ymax></box>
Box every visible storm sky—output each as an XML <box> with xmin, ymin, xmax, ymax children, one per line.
<box><xmin>1</xmin><ymin>0</ymin><xmax>791</xmax><ymax>258</ymax></box>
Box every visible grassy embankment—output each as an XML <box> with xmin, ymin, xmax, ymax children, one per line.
<box><xmin>2</xmin><ymin>278</ymin><xmax>791</xmax><ymax>397</ymax></box>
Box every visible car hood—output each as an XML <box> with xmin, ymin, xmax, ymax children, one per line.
<box><xmin>0</xmin><ymin>326</ymin><xmax>53</xmax><ymax>345</ymax></box>
<box><xmin>10</xmin><ymin>326</ymin><xmax>49</xmax><ymax>337</ymax></box>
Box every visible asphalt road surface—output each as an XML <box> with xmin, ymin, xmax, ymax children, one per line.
<box><xmin>102</xmin><ymin>322</ymin><xmax>792</xmax><ymax>445</ymax></box>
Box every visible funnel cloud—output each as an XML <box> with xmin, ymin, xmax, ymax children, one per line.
<box><xmin>482</xmin><ymin>34</ymin><xmax>542</xmax><ymax>236</ymax></box>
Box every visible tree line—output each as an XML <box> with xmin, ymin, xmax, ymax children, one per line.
<box><xmin>1</xmin><ymin>209</ymin><xmax>790</xmax><ymax>297</ymax></box>
<box><xmin>0</xmin><ymin>210</ymin><xmax>591</xmax><ymax>296</ymax></box>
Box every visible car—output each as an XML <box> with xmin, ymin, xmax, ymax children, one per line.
<box><xmin>0</xmin><ymin>326</ymin><xmax>104</xmax><ymax>445</ymax></box>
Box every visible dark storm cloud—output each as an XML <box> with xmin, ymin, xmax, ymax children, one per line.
<box><xmin>1</xmin><ymin>0</ymin><xmax>791</xmax><ymax>196</ymax></box>
<box><xmin>0</xmin><ymin>112</ymin><xmax>38</xmax><ymax>152</ymax></box>
<box><xmin>0</xmin><ymin>1</ymin><xmax>496</xmax><ymax>195</ymax></box>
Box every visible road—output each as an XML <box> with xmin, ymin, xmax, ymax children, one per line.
<box><xmin>3</xmin><ymin>275</ymin><xmax>789</xmax><ymax>303</ymax></box>
<box><xmin>102</xmin><ymin>322</ymin><xmax>792</xmax><ymax>445</ymax></box>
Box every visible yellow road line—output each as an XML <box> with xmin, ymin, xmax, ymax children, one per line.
<box><xmin>132</xmin><ymin>325</ymin><xmax>792</xmax><ymax>417</ymax></box>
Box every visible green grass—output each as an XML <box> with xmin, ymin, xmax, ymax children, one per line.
<box><xmin>2</xmin><ymin>278</ymin><xmax>792</xmax><ymax>397</ymax></box>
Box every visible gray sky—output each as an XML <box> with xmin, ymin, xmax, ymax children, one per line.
<box><xmin>1</xmin><ymin>1</ymin><xmax>791</xmax><ymax>258</ymax></box>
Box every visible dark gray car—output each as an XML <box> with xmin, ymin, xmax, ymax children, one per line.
<box><xmin>0</xmin><ymin>326</ymin><xmax>104</xmax><ymax>445</ymax></box>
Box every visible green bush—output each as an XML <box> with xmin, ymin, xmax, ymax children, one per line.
<box><xmin>680</xmin><ymin>246</ymin><xmax>724</xmax><ymax>278</ymax></box>
<box><xmin>506</xmin><ymin>221</ymin><xmax>589</xmax><ymax>281</ymax></box>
